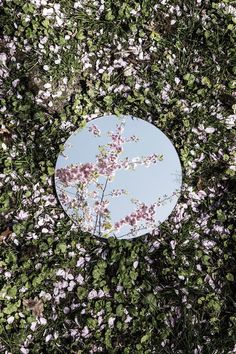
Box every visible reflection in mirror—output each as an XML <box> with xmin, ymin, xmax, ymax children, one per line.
<box><xmin>55</xmin><ymin>115</ymin><xmax>182</xmax><ymax>239</ymax></box>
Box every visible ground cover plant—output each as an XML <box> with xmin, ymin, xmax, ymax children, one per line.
<box><xmin>0</xmin><ymin>0</ymin><xmax>236</xmax><ymax>353</ymax></box>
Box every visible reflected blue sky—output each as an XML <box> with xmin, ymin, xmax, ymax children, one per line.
<box><xmin>55</xmin><ymin>115</ymin><xmax>182</xmax><ymax>239</ymax></box>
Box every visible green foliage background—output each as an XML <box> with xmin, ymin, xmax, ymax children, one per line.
<box><xmin>0</xmin><ymin>0</ymin><xmax>235</xmax><ymax>353</ymax></box>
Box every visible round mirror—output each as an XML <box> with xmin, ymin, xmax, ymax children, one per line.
<box><xmin>55</xmin><ymin>115</ymin><xmax>182</xmax><ymax>239</ymax></box>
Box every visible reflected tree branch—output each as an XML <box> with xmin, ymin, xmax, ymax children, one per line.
<box><xmin>96</xmin><ymin>176</ymin><xmax>109</xmax><ymax>236</ymax></box>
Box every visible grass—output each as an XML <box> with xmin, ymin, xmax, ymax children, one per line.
<box><xmin>0</xmin><ymin>0</ymin><xmax>236</xmax><ymax>353</ymax></box>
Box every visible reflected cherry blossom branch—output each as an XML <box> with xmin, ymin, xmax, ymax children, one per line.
<box><xmin>115</xmin><ymin>189</ymin><xmax>180</xmax><ymax>239</ymax></box>
<box><xmin>94</xmin><ymin>177</ymin><xmax>109</xmax><ymax>236</ymax></box>
<box><xmin>55</xmin><ymin>120</ymin><xmax>167</xmax><ymax>239</ymax></box>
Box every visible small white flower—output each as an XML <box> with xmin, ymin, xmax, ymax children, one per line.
<box><xmin>88</xmin><ymin>289</ymin><xmax>97</xmax><ymax>300</ymax></box>
<box><xmin>4</xmin><ymin>271</ymin><xmax>12</xmax><ymax>279</ymax></box>
<box><xmin>225</xmin><ymin>114</ymin><xmax>235</xmax><ymax>129</ymax></box>
<box><xmin>40</xmin><ymin>36</ymin><xmax>48</xmax><ymax>44</ymax></box>
<box><xmin>68</xmin><ymin>280</ymin><xmax>76</xmax><ymax>291</ymax></box>
<box><xmin>30</xmin><ymin>321</ymin><xmax>37</xmax><ymax>331</ymax></box>
<box><xmin>224</xmin><ymin>4</ymin><xmax>236</xmax><ymax>16</ymax></box>
<box><xmin>83</xmin><ymin>62</ymin><xmax>92</xmax><ymax>69</ymax></box>
<box><xmin>56</xmin><ymin>269</ymin><xmax>65</xmax><ymax>277</ymax></box>
<box><xmin>205</xmin><ymin>127</ymin><xmax>215</xmax><ymax>134</ymax></box>
<box><xmin>116</xmin><ymin>285</ymin><xmax>123</xmax><ymax>291</ymax></box>
<box><xmin>98</xmin><ymin>316</ymin><xmax>103</xmax><ymax>325</ymax></box>
<box><xmin>12</xmin><ymin>79</ymin><xmax>20</xmax><ymax>87</ymax></box>
<box><xmin>0</xmin><ymin>53</ymin><xmax>7</xmax><ymax>64</ymax></box>
<box><xmin>56</xmin><ymin>16</ymin><xmax>63</xmax><ymax>26</ymax></box>
<box><xmin>192</xmin><ymin>127</ymin><xmax>200</xmax><ymax>134</ymax></box>
<box><xmin>25</xmin><ymin>15</ymin><xmax>31</xmax><ymax>22</ymax></box>
<box><xmin>124</xmin><ymin>65</ymin><xmax>133</xmax><ymax>77</ymax></box>
<box><xmin>39</xmin><ymin>317</ymin><xmax>47</xmax><ymax>325</ymax></box>
<box><xmin>76</xmin><ymin>257</ymin><xmax>85</xmax><ymax>267</ymax></box>
<box><xmin>70</xmin><ymin>328</ymin><xmax>78</xmax><ymax>336</ymax></box>
<box><xmin>44</xmin><ymin>83</ymin><xmax>51</xmax><ymax>89</ymax></box>
<box><xmin>197</xmin><ymin>190</ymin><xmax>207</xmax><ymax>198</ymax></box>
<box><xmin>42</xmin><ymin>8</ymin><xmax>54</xmax><ymax>16</ymax></box>
<box><xmin>74</xmin><ymin>1</ymin><xmax>82</xmax><ymax>9</ymax></box>
<box><xmin>153</xmin><ymin>241</ymin><xmax>161</xmax><ymax>248</ymax></box>
<box><xmin>196</xmin><ymin>264</ymin><xmax>202</xmax><ymax>271</ymax></box>
<box><xmin>124</xmin><ymin>315</ymin><xmax>132</xmax><ymax>323</ymax></box>
<box><xmin>43</xmin><ymin>65</ymin><xmax>49</xmax><ymax>71</ymax></box>
<box><xmin>63</xmin><ymin>307</ymin><xmax>70</xmax><ymax>314</ymax></box>
<box><xmin>174</xmin><ymin>77</ymin><xmax>180</xmax><ymax>85</ymax></box>
<box><xmin>20</xmin><ymin>348</ymin><xmax>29</xmax><ymax>354</ymax></box>
<box><xmin>7</xmin><ymin>316</ymin><xmax>15</xmax><ymax>324</ymax></box>
<box><xmin>45</xmin><ymin>334</ymin><xmax>52</xmax><ymax>342</ymax></box>
<box><xmin>63</xmin><ymin>77</ymin><xmax>68</xmax><ymax>84</ymax></box>
<box><xmin>130</xmin><ymin>9</ymin><xmax>137</xmax><ymax>15</ymax></box>
<box><xmin>54</xmin><ymin>3</ymin><xmax>60</xmax><ymax>11</ymax></box>
<box><xmin>98</xmin><ymin>289</ymin><xmax>104</xmax><ymax>297</ymax></box>
<box><xmin>82</xmin><ymin>326</ymin><xmax>89</xmax><ymax>337</ymax></box>
<box><xmin>170</xmin><ymin>240</ymin><xmax>176</xmax><ymax>250</ymax></box>
<box><xmin>68</xmin><ymin>251</ymin><xmax>75</xmax><ymax>257</ymax></box>
<box><xmin>133</xmin><ymin>261</ymin><xmax>139</xmax><ymax>269</ymax></box>
<box><xmin>44</xmin><ymin>293</ymin><xmax>51</xmax><ymax>301</ymax></box>
<box><xmin>76</xmin><ymin>274</ymin><xmax>84</xmax><ymax>284</ymax></box>
<box><xmin>53</xmin><ymin>90</ymin><xmax>62</xmax><ymax>97</ymax></box>
<box><xmin>41</xmin><ymin>228</ymin><xmax>48</xmax><ymax>233</ymax></box>
<box><xmin>19</xmin><ymin>286</ymin><xmax>28</xmax><ymax>293</ymax></box>
<box><xmin>37</xmin><ymin>218</ymin><xmax>44</xmax><ymax>226</ymax></box>
<box><xmin>202</xmin><ymin>240</ymin><xmax>216</xmax><ymax>249</ymax></box>
<box><xmin>17</xmin><ymin>210</ymin><xmax>29</xmax><ymax>220</ymax></box>
<box><xmin>108</xmin><ymin>317</ymin><xmax>115</xmax><ymax>327</ymax></box>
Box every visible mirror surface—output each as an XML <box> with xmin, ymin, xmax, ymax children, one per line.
<box><xmin>55</xmin><ymin>115</ymin><xmax>182</xmax><ymax>239</ymax></box>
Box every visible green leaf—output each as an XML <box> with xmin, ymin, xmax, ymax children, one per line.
<box><xmin>114</xmin><ymin>107</ymin><xmax>121</xmax><ymax>116</ymax></box>
<box><xmin>104</xmin><ymin>95</ymin><xmax>113</xmax><ymax>105</ymax></box>
<box><xmin>77</xmin><ymin>287</ymin><xmax>87</xmax><ymax>300</ymax></box>
<box><xmin>8</xmin><ymin>286</ymin><xmax>17</xmax><ymax>298</ymax></box>
<box><xmin>145</xmin><ymin>293</ymin><xmax>157</xmax><ymax>310</ymax></box>
<box><xmin>79</xmin><ymin>119</ymin><xmax>87</xmax><ymax>129</ymax></box>
<box><xmin>116</xmin><ymin>320</ymin><xmax>123</xmax><ymax>330</ymax></box>
<box><xmin>3</xmin><ymin>301</ymin><xmax>20</xmax><ymax>315</ymax></box>
<box><xmin>116</xmin><ymin>304</ymin><xmax>124</xmax><ymax>317</ymax></box>
<box><xmin>22</xmin><ymin>3</ymin><xmax>35</xmax><ymax>13</ymax></box>
<box><xmin>183</xmin><ymin>73</ymin><xmax>195</xmax><ymax>82</ymax></box>
<box><xmin>47</xmin><ymin>166</ymin><xmax>54</xmax><ymax>176</ymax></box>
<box><xmin>226</xmin><ymin>273</ymin><xmax>234</xmax><ymax>281</ymax></box>
<box><xmin>130</xmin><ymin>270</ymin><xmax>138</xmax><ymax>281</ymax></box>
<box><xmin>141</xmin><ymin>333</ymin><xmax>150</xmax><ymax>343</ymax></box>
<box><xmin>201</xmin><ymin>76</ymin><xmax>212</xmax><ymax>88</ymax></box>
<box><xmin>42</xmin><ymin>19</ymin><xmax>50</xmax><ymax>28</ymax></box>
<box><xmin>105</xmin><ymin>10</ymin><xmax>115</xmax><ymax>21</ymax></box>
<box><xmin>150</xmin><ymin>31</ymin><xmax>161</xmax><ymax>42</ymax></box>
<box><xmin>217</xmin><ymin>209</ymin><xmax>226</xmax><ymax>222</ymax></box>
<box><xmin>57</xmin><ymin>243</ymin><xmax>67</xmax><ymax>253</ymax></box>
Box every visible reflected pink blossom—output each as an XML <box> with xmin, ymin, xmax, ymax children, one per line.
<box><xmin>88</xmin><ymin>124</ymin><xmax>101</xmax><ymax>137</ymax></box>
<box><xmin>56</xmin><ymin>120</ymin><xmax>165</xmax><ymax>238</ymax></box>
